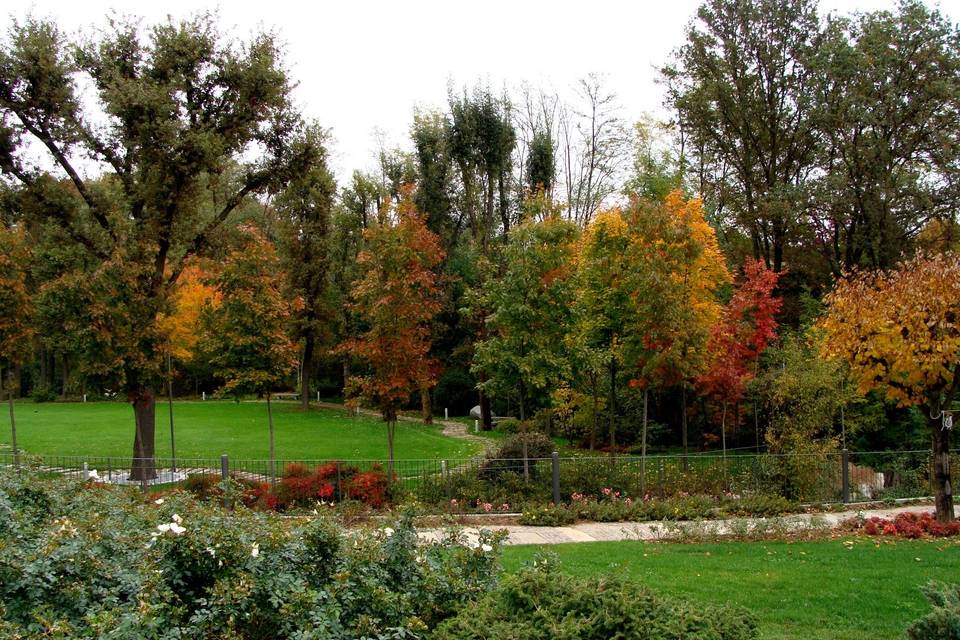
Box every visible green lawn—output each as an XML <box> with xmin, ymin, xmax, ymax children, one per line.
<box><xmin>501</xmin><ymin>538</ymin><xmax>960</xmax><ymax>640</ymax></box>
<box><xmin>0</xmin><ymin>400</ymin><xmax>482</xmax><ymax>461</ymax></box>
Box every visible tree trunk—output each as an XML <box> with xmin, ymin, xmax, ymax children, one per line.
<box><xmin>167</xmin><ymin>352</ymin><xmax>177</xmax><ymax>472</ymax></box>
<box><xmin>3</xmin><ymin>368</ymin><xmax>19</xmax><ymax>470</ymax></box>
<box><xmin>640</xmin><ymin>387</ymin><xmax>648</xmax><ymax>494</ymax></box>
<box><xmin>519</xmin><ymin>383</ymin><xmax>529</xmax><ymax>482</ymax></box>
<box><xmin>479</xmin><ymin>386</ymin><xmax>493</xmax><ymax>430</ymax></box>
<box><xmin>130</xmin><ymin>388</ymin><xmax>157</xmax><ymax>482</ymax></box>
<box><xmin>420</xmin><ymin>385</ymin><xmax>433</xmax><ymax>425</ymax></box>
<box><xmin>386</xmin><ymin>418</ymin><xmax>396</xmax><ymax>479</ymax></box>
<box><xmin>681</xmin><ymin>386</ymin><xmax>689</xmax><ymax>472</ymax></box>
<box><xmin>267</xmin><ymin>392</ymin><xmax>276</xmax><ymax>486</ymax></box>
<box><xmin>930</xmin><ymin>413</ymin><xmax>955</xmax><ymax>522</ymax></box>
<box><xmin>608</xmin><ymin>356</ymin><xmax>617</xmax><ymax>451</ymax></box>
<box><xmin>589</xmin><ymin>381</ymin><xmax>598</xmax><ymax>451</ymax></box>
<box><xmin>301</xmin><ymin>336</ymin><xmax>314</xmax><ymax>411</ymax></box>
<box><xmin>721</xmin><ymin>401</ymin><xmax>727</xmax><ymax>460</ymax></box>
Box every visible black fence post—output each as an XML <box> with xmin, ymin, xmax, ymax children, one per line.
<box><xmin>335</xmin><ymin>462</ymin><xmax>343</xmax><ymax>503</ymax></box>
<box><xmin>220</xmin><ymin>454</ymin><xmax>230</xmax><ymax>509</ymax></box>
<box><xmin>841</xmin><ymin>448</ymin><xmax>850</xmax><ymax>504</ymax></box>
<box><xmin>552</xmin><ymin>452</ymin><xmax>561</xmax><ymax>505</ymax></box>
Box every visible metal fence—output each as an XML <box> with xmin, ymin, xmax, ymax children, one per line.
<box><xmin>0</xmin><ymin>448</ymin><xmax>955</xmax><ymax>507</ymax></box>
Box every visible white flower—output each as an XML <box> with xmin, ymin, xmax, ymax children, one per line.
<box><xmin>154</xmin><ymin>498</ymin><xmax>165</xmax><ymax>505</ymax></box>
<box><xmin>383</xmin><ymin>527</ymin><xmax>394</xmax><ymax>538</ymax></box>
<box><xmin>88</xmin><ymin>469</ymin><xmax>101</xmax><ymax>481</ymax></box>
<box><xmin>205</xmin><ymin>547</ymin><xmax>216</xmax><ymax>557</ymax></box>
<box><xmin>169</xmin><ymin>523</ymin><xmax>186</xmax><ymax>536</ymax></box>
<box><xmin>171</xmin><ymin>513</ymin><xmax>182</xmax><ymax>524</ymax></box>
<box><xmin>157</xmin><ymin>523</ymin><xmax>172</xmax><ymax>533</ymax></box>
<box><xmin>481</xmin><ymin>544</ymin><xmax>493</xmax><ymax>553</ymax></box>
<box><xmin>251</xmin><ymin>542</ymin><xmax>260</xmax><ymax>558</ymax></box>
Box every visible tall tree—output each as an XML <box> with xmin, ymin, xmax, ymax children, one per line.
<box><xmin>627</xmin><ymin>191</ymin><xmax>730</xmax><ymax>460</ymax></box>
<box><xmin>471</xmin><ymin>216</ymin><xmax>579</xmax><ymax>422</ymax></box>
<box><xmin>0</xmin><ymin>224</ymin><xmax>32</xmax><ymax>467</ymax></box>
<box><xmin>697</xmin><ymin>259</ymin><xmax>781</xmax><ymax>456</ymax></box>
<box><xmin>275</xmin><ymin>129</ymin><xmax>336</xmax><ymax>411</ymax></box>
<box><xmin>199</xmin><ymin>226</ymin><xmax>300</xmax><ymax>482</ymax></box>
<box><xmin>574</xmin><ymin>209</ymin><xmax>632</xmax><ymax>449</ymax></box>
<box><xmin>663</xmin><ymin>0</ymin><xmax>821</xmax><ymax>272</ymax></box>
<box><xmin>0</xmin><ymin>15</ymin><xmax>323</xmax><ymax>479</ymax></box>
<box><xmin>811</xmin><ymin>0</ymin><xmax>960</xmax><ymax>273</ymax></box>
<box><xmin>821</xmin><ymin>252</ymin><xmax>960</xmax><ymax>521</ymax></box>
<box><xmin>338</xmin><ymin>187</ymin><xmax>444</xmax><ymax>476</ymax></box>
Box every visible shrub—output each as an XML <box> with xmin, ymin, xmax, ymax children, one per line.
<box><xmin>907</xmin><ymin>582</ymin><xmax>960</xmax><ymax>640</ymax></box>
<box><xmin>519</xmin><ymin>504</ymin><xmax>577</xmax><ymax>526</ymax></box>
<box><xmin>0</xmin><ymin>469</ymin><xmax>503</xmax><ymax>638</ymax></box>
<box><xmin>858</xmin><ymin>511</ymin><xmax>960</xmax><ymax>539</ymax></box>
<box><xmin>432</xmin><ymin>556</ymin><xmax>758</xmax><ymax>640</ymax></box>
<box><xmin>346</xmin><ymin>465</ymin><xmax>390</xmax><ymax>508</ymax></box>
<box><xmin>480</xmin><ymin>432</ymin><xmax>555</xmax><ymax>481</ymax></box>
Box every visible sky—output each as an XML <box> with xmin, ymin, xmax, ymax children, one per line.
<box><xmin>10</xmin><ymin>0</ymin><xmax>960</xmax><ymax>183</ymax></box>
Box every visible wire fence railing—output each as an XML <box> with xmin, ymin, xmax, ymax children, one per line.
<box><xmin>0</xmin><ymin>449</ymin><xmax>956</xmax><ymax>507</ymax></box>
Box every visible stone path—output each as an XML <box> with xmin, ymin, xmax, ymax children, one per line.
<box><xmin>417</xmin><ymin>504</ymin><xmax>932</xmax><ymax>546</ymax></box>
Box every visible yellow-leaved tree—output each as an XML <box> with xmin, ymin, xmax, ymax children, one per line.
<box><xmin>820</xmin><ymin>252</ymin><xmax>959</xmax><ymax>521</ymax></box>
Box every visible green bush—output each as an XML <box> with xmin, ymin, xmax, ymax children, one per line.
<box><xmin>480</xmin><ymin>432</ymin><xmax>555</xmax><ymax>481</ymax></box>
<box><xmin>907</xmin><ymin>582</ymin><xmax>960</xmax><ymax>640</ymax></box>
<box><xmin>0</xmin><ymin>469</ymin><xmax>503</xmax><ymax>639</ymax></box>
<box><xmin>432</xmin><ymin>556</ymin><xmax>759</xmax><ymax>640</ymax></box>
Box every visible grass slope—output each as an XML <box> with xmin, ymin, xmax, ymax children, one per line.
<box><xmin>501</xmin><ymin>538</ymin><xmax>960</xmax><ymax>640</ymax></box>
<box><xmin>0</xmin><ymin>400</ymin><xmax>482</xmax><ymax>461</ymax></box>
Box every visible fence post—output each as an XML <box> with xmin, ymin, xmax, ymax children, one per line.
<box><xmin>552</xmin><ymin>451</ymin><xmax>561</xmax><ymax>505</ymax></box>
<box><xmin>335</xmin><ymin>462</ymin><xmax>343</xmax><ymax>503</ymax></box>
<box><xmin>220</xmin><ymin>454</ymin><xmax>230</xmax><ymax>509</ymax></box>
<box><xmin>841</xmin><ymin>448</ymin><xmax>850</xmax><ymax>504</ymax></box>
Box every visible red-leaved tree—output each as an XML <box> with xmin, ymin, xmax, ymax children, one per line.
<box><xmin>698</xmin><ymin>259</ymin><xmax>781</xmax><ymax>456</ymax></box>
<box><xmin>339</xmin><ymin>186</ymin><xmax>444</xmax><ymax>476</ymax></box>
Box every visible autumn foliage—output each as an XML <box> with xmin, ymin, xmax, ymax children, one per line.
<box><xmin>339</xmin><ymin>187</ymin><xmax>445</xmax><ymax>422</ymax></box>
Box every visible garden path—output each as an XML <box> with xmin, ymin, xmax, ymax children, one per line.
<box><xmin>417</xmin><ymin>504</ymin><xmax>932</xmax><ymax>546</ymax></box>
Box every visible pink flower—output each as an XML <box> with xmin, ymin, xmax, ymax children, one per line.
<box><xmin>602</xmin><ymin>487</ymin><xmax>612</xmax><ymax>496</ymax></box>
<box><xmin>499</xmin><ymin>503</ymin><xmax>510</xmax><ymax>512</ymax></box>
<box><xmin>482</xmin><ymin>502</ymin><xmax>493</xmax><ymax>513</ymax></box>
<box><xmin>625</xmin><ymin>498</ymin><xmax>633</xmax><ymax>506</ymax></box>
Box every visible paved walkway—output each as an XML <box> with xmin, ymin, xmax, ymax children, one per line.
<box><xmin>417</xmin><ymin>504</ymin><xmax>931</xmax><ymax>546</ymax></box>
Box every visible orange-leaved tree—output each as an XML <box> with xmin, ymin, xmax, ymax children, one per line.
<box><xmin>626</xmin><ymin>191</ymin><xmax>730</xmax><ymax>461</ymax></box>
<box><xmin>820</xmin><ymin>252</ymin><xmax>959</xmax><ymax>521</ymax></box>
<box><xmin>200</xmin><ymin>226</ymin><xmax>300</xmax><ymax>482</ymax></box>
<box><xmin>339</xmin><ymin>186</ymin><xmax>444</xmax><ymax>477</ymax></box>
<box><xmin>0</xmin><ymin>225</ymin><xmax>33</xmax><ymax>467</ymax></box>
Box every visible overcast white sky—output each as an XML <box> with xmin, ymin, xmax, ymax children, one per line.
<box><xmin>11</xmin><ymin>0</ymin><xmax>960</xmax><ymax>183</ymax></box>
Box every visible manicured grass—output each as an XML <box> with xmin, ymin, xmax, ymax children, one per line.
<box><xmin>501</xmin><ymin>538</ymin><xmax>960</xmax><ymax>640</ymax></box>
<box><xmin>0</xmin><ymin>400</ymin><xmax>482</xmax><ymax>461</ymax></box>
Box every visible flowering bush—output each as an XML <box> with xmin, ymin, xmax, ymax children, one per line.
<box><xmin>0</xmin><ymin>468</ymin><xmax>502</xmax><ymax>639</ymax></box>
<box><xmin>858</xmin><ymin>511</ymin><xmax>960</xmax><ymax>539</ymax></box>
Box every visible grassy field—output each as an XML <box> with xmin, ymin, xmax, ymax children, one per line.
<box><xmin>0</xmin><ymin>400</ymin><xmax>484</xmax><ymax>461</ymax></box>
<box><xmin>501</xmin><ymin>538</ymin><xmax>960</xmax><ymax>640</ymax></box>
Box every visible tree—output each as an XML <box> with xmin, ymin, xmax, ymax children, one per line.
<box><xmin>199</xmin><ymin>226</ymin><xmax>300</xmax><ymax>482</ymax></box>
<box><xmin>471</xmin><ymin>215</ymin><xmax>579</xmax><ymax>478</ymax></box>
<box><xmin>275</xmin><ymin>129</ymin><xmax>336</xmax><ymax>411</ymax></box>
<box><xmin>821</xmin><ymin>252</ymin><xmax>960</xmax><ymax>521</ymax></box>
<box><xmin>574</xmin><ymin>208</ymin><xmax>632</xmax><ymax>449</ymax></box>
<box><xmin>156</xmin><ymin>261</ymin><xmax>219</xmax><ymax>468</ymax></box>
<box><xmin>0</xmin><ymin>224</ymin><xmax>32</xmax><ymax>468</ymax></box>
<box><xmin>663</xmin><ymin>0</ymin><xmax>821</xmax><ymax>273</ymax></box>
<box><xmin>339</xmin><ymin>187</ymin><xmax>444</xmax><ymax>476</ymax></box>
<box><xmin>811</xmin><ymin>1</ymin><xmax>960</xmax><ymax>273</ymax></box>
<box><xmin>0</xmin><ymin>15</ymin><xmax>323</xmax><ymax>480</ymax></box>
<box><xmin>697</xmin><ymin>259</ymin><xmax>781</xmax><ymax>457</ymax></box>
<box><xmin>627</xmin><ymin>191</ymin><xmax>730</xmax><ymax>461</ymax></box>
<box><xmin>472</xmin><ymin>216</ymin><xmax>579</xmax><ymax>421</ymax></box>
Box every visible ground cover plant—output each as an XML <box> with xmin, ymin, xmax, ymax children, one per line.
<box><xmin>0</xmin><ymin>400</ymin><xmax>481</xmax><ymax>460</ymax></box>
<box><xmin>501</xmin><ymin>538</ymin><xmax>960</xmax><ymax>640</ymax></box>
